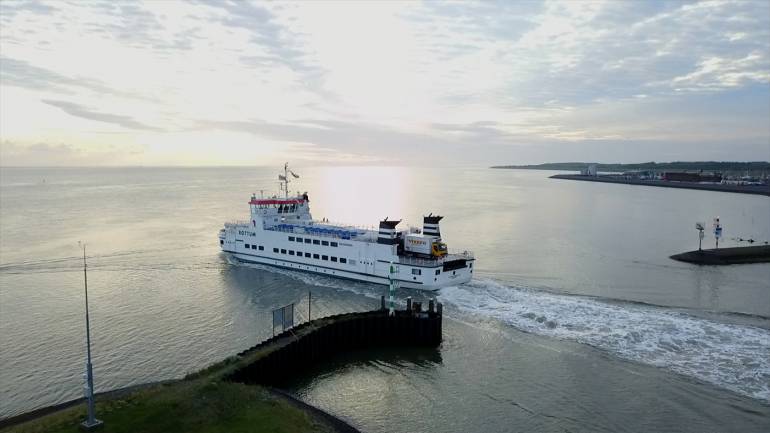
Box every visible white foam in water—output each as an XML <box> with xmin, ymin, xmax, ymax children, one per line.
<box><xmin>439</xmin><ymin>278</ymin><xmax>770</xmax><ymax>402</ymax></box>
<box><xmin>228</xmin><ymin>258</ymin><xmax>770</xmax><ymax>402</ymax></box>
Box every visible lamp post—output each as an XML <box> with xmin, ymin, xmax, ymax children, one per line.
<box><xmin>695</xmin><ymin>222</ymin><xmax>705</xmax><ymax>251</ymax></box>
<box><xmin>79</xmin><ymin>242</ymin><xmax>103</xmax><ymax>430</ymax></box>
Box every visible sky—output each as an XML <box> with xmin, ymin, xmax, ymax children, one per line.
<box><xmin>0</xmin><ymin>0</ymin><xmax>769</xmax><ymax>167</ymax></box>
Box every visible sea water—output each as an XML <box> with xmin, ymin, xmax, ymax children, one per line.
<box><xmin>1</xmin><ymin>166</ymin><xmax>768</xmax><ymax>431</ymax></box>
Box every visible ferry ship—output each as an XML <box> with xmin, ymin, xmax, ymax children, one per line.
<box><xmin>219</xmin><ymin>164</ymin><xmax>475</xmax><ymax>290</ymax></box>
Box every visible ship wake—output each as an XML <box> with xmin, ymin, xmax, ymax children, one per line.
<box><xmin>226</xmin><ymin>255</ymin><xmax>770</xmax><ymax>402</ymax></box>
<box><xmin>439</xmin><ymin>278</ymin><xmax>770</xmax><ymax>403</ymax></box>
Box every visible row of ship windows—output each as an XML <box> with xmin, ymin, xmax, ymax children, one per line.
<box><xmin>288</xmin><ymin>236</ymin><xmax>338</xmax><ymax>247</ymax></box>
<box><xmin>274</xmin><ymin>247</ymin><xmax>349</xmax><ymax>263</ymax></box>
<box><xmin>409</xmin><ymin>269</ymin><xmax>443</xmax><ymax>276</ymax></box>
<box><xmin>241</xmin><ymin>243</ymin><xmax>351</xmax><ymax>264</ymax></box>
<box><xmin>236</xmin><ymin>242</ymin><xmax>453</xmax><ymax>277</ymax></box>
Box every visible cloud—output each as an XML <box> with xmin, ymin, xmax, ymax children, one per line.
<box><xmin>671</xmin><ymin>52</ymin><xmax>770</xmax><ymax>90</ymax></box>
<box><xmin>0</xmin><ymin>0</ymin><xmax>768</xmax><ymax>165</ymax></box>
<box><xmin>0</xmin><ymin>140</ymin><xmax>143</xmax><ymax>166</ymax></box>
<box><xmin>199</xmin><ymin>0</ymin><xmax>326</xmax><ymax>96</ymax></box>
<box><xmin>41</xmin><ymin>99</ymin><xmax>163</xmax><ymax>131</ymax></box>
<box><xmin>0</xmin><ymin>0</ymin><xmax>57</xmax><ymax>21</ymax></box>
<box><xmin>0</xmin><ymin>57</ymin><xmax>157</xmax><ymax>102</ymax></box>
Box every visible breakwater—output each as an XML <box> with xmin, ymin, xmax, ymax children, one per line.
<box><xmin>229</xmin><ymin>299</ymin><xmax>443</xmax><ymax>386</ymax></box>
<box><xmin>670</xmin><ymin>245</ymin><xmax>770</xmax><ymax>265</ymax></box>
<box><xmin>550</xmin><ymin>174</ymin><xmax>770</xmax><ymax>196</ymax></box>
<box><xmin>0</xmin><ymin>300</ymin><xmax>442</xmax><ymax>432</ymax></box>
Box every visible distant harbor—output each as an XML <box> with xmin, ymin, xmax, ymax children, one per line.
<box><xmin>549</xmin><ymin>173</ymin><xmax>770</xmax><ymax>196</ymax></box>
<box><xmin>491</xmin><ymin>161</ymin><xmax>770</xmax><ymax>176</ymax></box>
<box><xmin>493</xmin><ymin>161</ymin><xmax>770</xmax><ymax>195</ymax></box>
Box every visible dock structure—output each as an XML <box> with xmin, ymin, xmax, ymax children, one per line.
<box><xmin>228</xmin><ymin>300</ymin><xmax>443</xmax><ymax>386</ymax></box>
<box><xmin>670</xmin><ymin>245</ymin><xmax>770</xmax><ymax>265</ymax></box>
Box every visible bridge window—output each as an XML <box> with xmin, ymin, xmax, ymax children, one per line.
<box><xmin>304</xmin><ymin>238</ymin><xmax>311</xmax><ymax>244</ymax></box>
<box><xmin>331</xmin><ymin>257</ymin><xmax>338</xmax><ymax>262</ymax></box>
<box><xmin>259</xmin><ymin>246</ymin><xmax>264</xmax><ymax>251</ymax></box>
<box><xmin>339</xmin><ymin>258</ymin><xmax>347</xmax><ymax>264</ymax></box>
<box><xmin>322</xmin><ymin>255</ymin><xmax>328</xmax><ymax>261</ymax></box>
<box><xmin>251</xmin><ymin>245</ymin><xmax>257</xmax><ymax>250</ymax></box>
<box><xmin>330</xmin><ymin>242</ymin><xmax>338</xmax><ymax>247</ymax></box>
<box><xmin>322</xmin><ymin>241</ymin><xmax>329</xmax><ymax>246</ymax></box>
<box><xmin>296</xmin><ymin>237</ymin><xmax>303</xmax><ymax>243</ymax></box>
<box><xmin>305</xmin><ymin>253</ymin><xmax>311</xmax><ymax>258</ymax></box>
<box><xmin>288</xmin><ymin>236</ymin><xmax>295</xmax><ymax>241</ymax></box>
<box><xmin>412</xmin><ymin>269</ymin><xmax>422</xmax><ymax>276</ymax></box>
<box><xmin>313</xmin><ymin>239</ymin><xmax>320</xmax><ymax>245</ymax></box>
<box><xmin>296</xmin><ymin>250</ymin><xmax>302</xmax><ymax>256</ymax></box>
<box><xmin>244</xmin><ymin>243</ymin><xmax>250</xmax><ymax>248</ymax></box>
<box><xmin>435</xmin><ymin>269</ymin><xmax>440</xmax><ymax>275</ymax></box>
<box><xmin>281</xmin><ymin>249</ymin><xmax>286</xmax><ymax>254</ymax></box>
<box><xmin>273</xmin><ymin>248</ymin><xmax>279</xmax><ymax>253</ymax></box>
<box><xmin>289</xmin><ymin>250</ymin><xmax>295</xmax><ymax>255</ymax></box>
<box><xmin>313</xmin><ymin>253</ymin><xmax>319</xmax><ymax>259</ymax></box>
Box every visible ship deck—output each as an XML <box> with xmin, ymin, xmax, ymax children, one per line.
<box><xmin>266</xmin><ymin>222</ymin><xmax>379</xmax><ymax>242</ymax></box>
<box><xmin>223</xmin><ymin>220</ymin><xmax>474</xmax><ymax>262</ymax></box>
<box><xmin>393</xmin><ymin>252</ymin><xmax>474</xmax><ymax>267</ymax></box>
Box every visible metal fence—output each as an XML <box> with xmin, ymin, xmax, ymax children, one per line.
<box><xmin>271</xmin><ymin>303</ymin><xmax>294</xmax><ymax>336</ymax></box>
<box><xmin>268</xmin><ymin>291</ymin><xmax>365</xmax><ymax>338</ymax></box>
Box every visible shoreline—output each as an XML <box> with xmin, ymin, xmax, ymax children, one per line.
<box><xmin>1</xmin><ymin>307</ymin><xmax>441</xmax><ymax>432</ymax></box>
<box><xmin>549</xmin><ymin>174</ymin><xmax>770</xmax><ymax>196</ymax></box>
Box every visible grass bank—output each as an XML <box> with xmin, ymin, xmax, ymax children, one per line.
<box><xmin>1</xmin><ymin>315</ymin><xmax>361</xmax><ymax>433</ymax></box>
<box><xmin>2</xmin><ymin>378</ymin><xmax>339</xmax><ymax>433</ymax></box>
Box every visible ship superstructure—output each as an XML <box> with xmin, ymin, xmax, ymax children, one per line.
<box><xmin>219</xmin><ymin>164</ymin><xmax>474</xmax><ymax>290</ymax></box>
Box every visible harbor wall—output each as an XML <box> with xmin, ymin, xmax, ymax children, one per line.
<box><xmin>228</xmin><ymin>304</ymin><xmax>443</xmax><ymax>386</ymax></box>
<box><xmin>550</xmin><ymin>174</ymin><xmax>770</xmax><ymax>196</ymax></box>
<box><xmin>670</xmin><ymin>245</ymin><xmax>770</xmax><ymax>265</ymax></box>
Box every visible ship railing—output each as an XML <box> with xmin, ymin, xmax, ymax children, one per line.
<box><xmin>224</xmin><ymin>220</ymin><xmax>251</xmax><ymax>228</ymax></box>
<box><xmin>264</xmin><ymin>222</ymin><xmax>379</xmax><ymax>241</ymax></box>
<box><xmin>395</xmin><ymin>250</ymin><xmax>474</xmax><ymax>266</ymax></box>
<box><xmin>447</xmin><ymin>250</ymin><xmax>474</xmax><ymax>260</ymax></box>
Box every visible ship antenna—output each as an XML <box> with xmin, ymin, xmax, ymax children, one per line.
<box><xmin>283</xmin><ymin>162</ymin><xmax>290</xmax><ymax>199</ymax></box>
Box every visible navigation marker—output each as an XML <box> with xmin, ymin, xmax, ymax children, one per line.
<box><xmin>713</xmin><ymin>217</ymin><xmax>723</xmax><ymax>249</ymax></box>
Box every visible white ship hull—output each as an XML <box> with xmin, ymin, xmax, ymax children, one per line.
<box><xmin>219</xmin><ymin>165</ymin><xmax>474</xmax><ymax>291</ymax></box>
<box><xmin>220</xmin><ymin>224</ymin><xmax>474</xmax><ymax>291</ymax></box>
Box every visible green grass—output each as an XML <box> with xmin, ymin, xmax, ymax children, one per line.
<box><xmin>3</xmin><ymin>334</ymin><xmax>341</xmax><ymax>433</ymax></box>
<box><xmin>4</xmin><ymin>379</ymin><xmax>335</xmax><ymax>433</ymax></box>
<box><xmin>3</xmin><ymin>318</ymin><xmax>354</xmax><ymax>433</ymax></box>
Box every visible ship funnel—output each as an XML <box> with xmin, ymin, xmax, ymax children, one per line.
<box><xmin>423</xmin><ymin>214</ymin><xmax>443</xmax><ymax>238</ymax></box>
<box><xmin>378</xmin><ymin>219</ymin><xmax>401</xmax><ymax>245</ymax></box>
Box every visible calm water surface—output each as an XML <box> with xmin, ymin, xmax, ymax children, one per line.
<box><xmin>1</xmin><ymin>167</ymin><xmax>769</xmax><ymax>431</ymax></box>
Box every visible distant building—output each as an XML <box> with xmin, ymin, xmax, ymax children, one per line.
<box><xmin>662</xmin><ymin>172</ymin><xmax>722</xmax><ymax>183</ymax></box>
<box><xmin>581</xmin><ymin>164</ymin><xmax>598</xmax><ymax>176</ymax></box>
